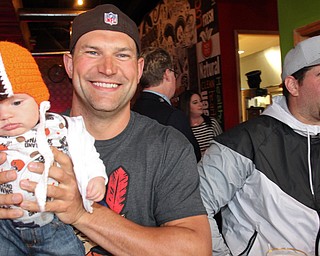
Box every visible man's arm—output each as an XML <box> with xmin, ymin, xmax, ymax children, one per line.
<box><xmin>198</xmin><ymin>139</ymin><xmax>253</xmax><ymax>255</ymax></box>
<box><xmin>20</xmin><ymin>148</ymin><xmax>212</xmax><ymax>256</ymax></box>
<box><xmin>74</xmin><ymin>205</ymin><xmax>211</xmax><ymax>256</ymax></box>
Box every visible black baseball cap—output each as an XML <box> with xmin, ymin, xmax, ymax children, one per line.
<box><xmin>69</xmin><ymin>4</ymin><xmax>141</xmax><ymax>53</ymax></box>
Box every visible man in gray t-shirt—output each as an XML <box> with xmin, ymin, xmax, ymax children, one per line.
<box><xmin>97</xmin><ymin>112</ymin><xmax>205</xmax><ymax>226</ymax></box>
<box><xmin>0</xmin><ymin>4</ymin><xmax>211</xmax><ymax>255</ymax></box>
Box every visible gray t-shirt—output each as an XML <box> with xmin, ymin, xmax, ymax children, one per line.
<box><xmin>95</xmin><ymin>111</ymin><xmax>206</xmax><ymax>226</ymax></box>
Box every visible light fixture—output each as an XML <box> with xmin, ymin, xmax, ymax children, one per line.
<box><xmin>238</xmin><ymin>50</ymin><xmax>245</xmax><ymax>55</ymax></box>
<box><xmin>77</xmin><ymin>0</ymin><xmax>84</xmax><ymax>6</ymax></box>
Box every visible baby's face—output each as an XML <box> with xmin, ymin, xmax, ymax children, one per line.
<box><xmin>0</xmin><ymin>94</ymin><xmax>39</xmax><ymax>137</ymax></box>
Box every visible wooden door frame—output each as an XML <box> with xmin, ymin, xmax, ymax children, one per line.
<box><xmin>294</xmin><ymin>20</ymin><xmax>320</xmax><ymax>45</ymax></box>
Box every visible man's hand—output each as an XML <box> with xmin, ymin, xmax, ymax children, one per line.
<box><xmin>20</xmin><ymin>147</ymin><xmax>86</xmax><ymax>225</ymax></box>
<box><xmin>0</xmin><ymin>152</ymin><xmax>24</xmax><ymax>219</ymax></box>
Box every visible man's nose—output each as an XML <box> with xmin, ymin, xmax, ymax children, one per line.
<box><xmin>98</xmin><ymin>56</ymin><xmax>117</xmax><ymax>76</ymax></box>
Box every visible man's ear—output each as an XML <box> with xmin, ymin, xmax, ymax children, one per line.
<box><xmin>284</xmin><ymin>76</ymin><xmax>299</xmax><ymax>97</ymax></box>
<box><xmin>137</xmin><ymin>57</ymin><xmax>144</xmax><ymax>82</ymax></box>
<box><xmin>63</xmin><ymin>53</ymin><xmax>73</xmax><ymax>79</ymax></box>
<box><xmin>163</xmin><ymin>69</ymin><xmax>171</xmax><ymax>82</ymax></box>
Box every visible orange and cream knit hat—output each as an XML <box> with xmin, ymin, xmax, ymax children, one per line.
<box><xmin>0</xmin><ymin>41</ymin><xmax>49</xmax><ymax>104</ymax></box>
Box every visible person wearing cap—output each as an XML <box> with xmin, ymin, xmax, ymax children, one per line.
<box><xmin>1</xmin><ymin>4</ymin><xmax>211</xmax><ymax>256</ymax></box>
<box><xmin>198</xmin><ymin>35</ymin><xmax>320</xmax><ymax>255</ymax></box>
<box><xmin>0</xmin><ymin>41</ymin><xmax>107</xmax><ymax>255</ymax></box>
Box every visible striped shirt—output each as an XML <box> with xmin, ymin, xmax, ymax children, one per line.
<box><xmin>191</xmin><ymin>117</ymin><xmax>223</xmax><ymax>155</ymax></box>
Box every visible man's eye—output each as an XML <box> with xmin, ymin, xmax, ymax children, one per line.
<box><xmin>117</xmin><ymin>53</ymin><xmax>131</xmax><ymax>59</ymax></box>
<box><xmin>86</xmin><ymin>50</ymin><xmax>98</xmax><ymax>55</ymax></box>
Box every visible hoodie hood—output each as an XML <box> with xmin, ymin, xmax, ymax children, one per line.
<box><xmin>262</xmin><ymin>95</ymin><xmax>320</xmax><ymax>137</ymax></box>
<box><xmin>262</xmin><ymin>95</ymin><xmax>318</xmax><ymax>196</ymax></box>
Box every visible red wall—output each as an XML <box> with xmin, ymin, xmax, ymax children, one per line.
<box><xmin>35</xmin><ymin>55</ymin><xmax>73</xmax><ymax>114</ymax></box>
<box><xmin>216</xmin><ymin>0</ymin><xmax>278</xmax><ymax>130</ymax></box>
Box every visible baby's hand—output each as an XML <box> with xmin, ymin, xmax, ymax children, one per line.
<box><xmin>86</xmin><ymin>176</ymin><xmax>106</xmax><ymax>202</ymax></box>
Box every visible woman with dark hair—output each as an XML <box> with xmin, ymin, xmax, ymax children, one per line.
<box><xmin>178</xmin><ymin>90</ymin><xmax>223</xmax><ymax>155</ymax></box>
<box><xmin>178</xmin><ymin>89</ymin><xmax>223</xmax><ymax>233</ymax></box>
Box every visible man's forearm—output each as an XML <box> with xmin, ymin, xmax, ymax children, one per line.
<box><xmin>74</xmin><ymin>204</ymin><xmax>212</xmax><ymax>256</ymax></box>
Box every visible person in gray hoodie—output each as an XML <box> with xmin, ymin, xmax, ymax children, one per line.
<box><xmin>198</xmin><ymin>35</ymin><xmax>320</xmax><ymax>256</ymax></box>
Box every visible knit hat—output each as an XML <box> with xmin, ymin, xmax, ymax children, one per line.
<box><xmin>69</xmin><ymin>4</ymin><xmax>141</xmax><ymax>53</ymax></box>
<box><xmin>281</xmin><ymin>35</ymin><xmax>320</xmax><ymax>81</ymax></box>
<box><xmin>0</xmin><ymin>41</ymin><xmax>50</xmax><ymax>104</ymax></box>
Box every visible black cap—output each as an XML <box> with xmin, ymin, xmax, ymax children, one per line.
<box><xmin>69</xmin><ymin>4</ymin><xmax>141</xmax><ymax>53</ymax></box>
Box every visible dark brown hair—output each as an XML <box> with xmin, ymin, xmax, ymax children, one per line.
<box><xmin>178</xmin><ymin>90</ymin><xmax>212</xmax><ymax>126</ymax></box>
<box><xmin>139</xmin><ymin>47</ymin><xmax>173</xmax><ymax>89</ymax></box>
<box><xmin>283</xmin><ymin>66</ymin><xmax>313</xmax><ymax>100</ymax></box>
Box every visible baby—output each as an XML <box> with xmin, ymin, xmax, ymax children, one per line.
<box><xmin>0</xmin><ymin>41</ymin><xmax>107</xmax><ymax>255</ymax></box>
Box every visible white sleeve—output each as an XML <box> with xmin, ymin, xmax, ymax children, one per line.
<box><xmin>198</xmin><ymin>141</ymin><xmax>250</xmax><ymax>255</ymax></box>
<box><xmin>64</xmin><ymin>116</ymin><xmax>107</xmax><ymax>213</ymax></box>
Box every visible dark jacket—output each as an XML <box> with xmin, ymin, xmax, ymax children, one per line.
<box><xmin>132</xmin><ymin>91</ymin><xmax>201</xmax><ymax>161</ymax></box>
<box><xmin>199</xmin><ymin>96</ymin><xmax>320</xmax><ymax>255</ymax></box>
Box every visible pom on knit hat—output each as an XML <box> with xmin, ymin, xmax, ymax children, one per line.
<box><xmin>0</xmin><ymin>41</ymin><xmax>49</xmax><ymax>105</ymax></box>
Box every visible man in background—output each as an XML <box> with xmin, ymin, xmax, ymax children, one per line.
<box><xmin>199</xmin><ymin>35</ymin><xmax>320</xmax><ymax>255</ymax></box>
<box><xmin>132</xmin><ymin>47</ymin><xmax>201</xmax><ymax>161</ymax></box>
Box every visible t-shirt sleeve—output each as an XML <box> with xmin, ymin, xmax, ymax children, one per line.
<box><xmin>153</xmin><ymin>128</ymin><xmax>207</xmax><ymax>225</ymax></box>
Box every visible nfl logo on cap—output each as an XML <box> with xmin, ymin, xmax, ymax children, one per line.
<box><xmin>105</xmin><ymin>12</ymin><xmax>118</xmax><ymax>25</ymax></box>
<box><xmin>69</xmin><ymin>4</ymin><xmax>141</xmax><ymax>53</ymax></box>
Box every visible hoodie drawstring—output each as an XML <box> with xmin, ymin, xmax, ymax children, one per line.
<box><xmin>307</xmin><ymin>128</ymin><xmax>315</xmax><ymax>196</ymax></box>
